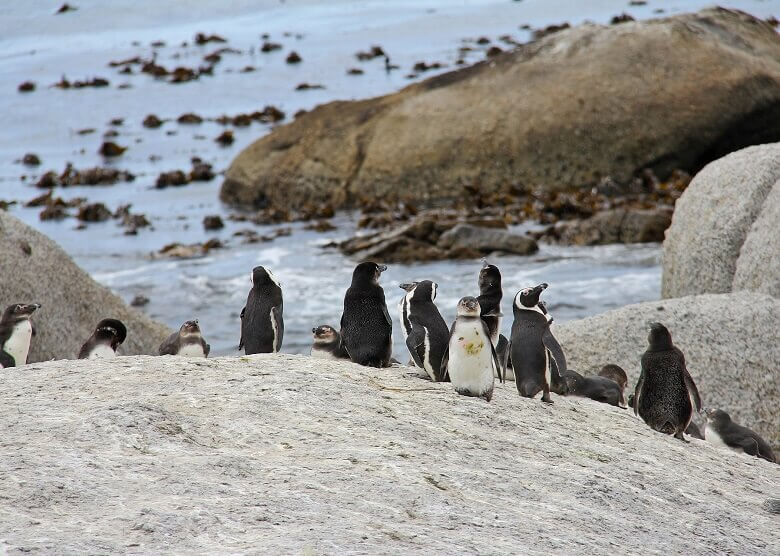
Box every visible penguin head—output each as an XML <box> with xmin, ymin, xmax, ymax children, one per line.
<box><xmin>251</xmin><ymin>266</ymin><xmax>281</xmax><ymax>290</ymax></box>
<box><xmin>399</xmin><ymin>282</ymin><xmax>417</xmax><ymax>293</ymax></box>
<box><xmin>180</xmin><ymin>320</ymin><xmax>201</xmax><ymax>336</ymax></box>
<box><xmin>703</xmin><ymin>408</ymin><xmax>730</xmax><ymax>425</ymax></box>
<box><xmin>598</xmin><ymin>364</ymin><xmax>628</xmax><ymax>389</ymax></box>
<box><xmin>352</xmin><ymin>261</ymin><xmax>386</xmax><ymax>285</ymax></box>
<box><xmin>95</xmin><ymin>318</ymin><xmax>127</xmax><ymax>345</ymax></box>
<box><xmin>478</xmin><ymin>260</ymin><xmax>502</xmax><ymax>293</ymax></box>
<box><xmin>646</xmin><ymin>322</ymin><xmax>673</xmax><ymax>351</ymax></box>
<box><xmin>456</xmin><ymin>296</ymin><xmax>481</xmax><ymax>317</ymax></box>
<box><xmin>514</xmin><ymin>283</ymin><xmax>548</xmax><ymax>309</ymax></box>
<box><xmin>312</xmin><ymin>325</ymin><xmax>339</xmax><ymax>343</ymax></box>
<box><xmin>2</xmin><ymin>303</ymin><xmax>41</xmax><ymax>323</ymax></box>
<box><xmin>410</xmin><ymin>280</ymin><xmax>437</xmax><ymax>302</ymax></box>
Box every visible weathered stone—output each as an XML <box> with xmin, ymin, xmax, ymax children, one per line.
<box><xmin>544</xmin><ymin>207</ymin><xmax>671</xmax><ymax>245</ymax></box>
<box><xmin>0</xmin><ymin>354</ymin><xmax>777</xmax><ymax>553</ymax></box>
<box><xmin>222</xmin><ymin>9</ymin><xmax>780</xmax><ymax>211</ymax></box>
<box><xmin>0</xmin><ymin>211</ymin><xmax>171</xmax><ymax>361</ymax></box>
<box><xmin>438</xmin><ymin>224</ymin><xmax>538</xmax><ymax>255</ymax></box>
<box><xmin>662</xmin><ymin>144</ymin><xmax>780</xmax><ymax>298</ymax></box>
<box><xmin>556</xmin><ymin>291</ymin><xmax>780</xmax><ymax>449</ymax></box>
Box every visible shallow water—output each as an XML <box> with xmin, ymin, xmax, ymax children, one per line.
<box><xmin>0</xmin><ymin>0</ymin><xmax>773</xmax><ymax>356</ymax></box>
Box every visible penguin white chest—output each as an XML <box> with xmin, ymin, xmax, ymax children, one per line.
<box><xmin>88</xmin><ymin>344</ymin><xmax>116</xmax><ymax>359</ymax></box>
<box><xmin>311</xmin><ymin>346</ymin><xmax>337</xmax><ymax>360</ymax></box>
<box><xmin>448</xmin><ymin>322</ymin><xmax>494</xmax><ymax>392</ymax></box>
<box><xmin>178</xmin><ymin>343</ymin><xmax>206</xmax><ymax>357</ymax></box>
<box><xmin>704</xmin><ymin>426</ymin><xmax>742</xmax><ymax>454</ymax></box>
<box><xmin>4</xmin><ymin>320</ymin><xmax>32</xmax><ymax>365</ymax></box>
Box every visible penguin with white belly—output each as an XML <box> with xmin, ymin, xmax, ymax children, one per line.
<box><xmin>0</xmin><ymin>303</ymin><xmax>40</xmax><ymax>368</ymax></box>
<box><xmin>78</xmin><ymin>318</ymin><xmax>127</xmax><ymax>359</ymax></box>
<box><xmin>401</xmin><ymin>280</ymin><xmax>450</xmax><ymax>382</ymax></box>
<box><xmin>441</xmin><ymin>297</ymin><xmax>503</xmax><ymax>401</ymax></box>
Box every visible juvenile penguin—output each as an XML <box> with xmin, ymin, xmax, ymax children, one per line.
<box><xmin>310</xmin><ymin>325</ymin><xmax>350</xmax><ymax>360</ymax></box>
<box><xmin>239</xmin><ymin>266</ymin><xmax>284</xmax><ymax>354</ymax></box>
<box><xmin>598</xmin><ymin>364</ymin><xmax>629</xmax><ymax>408</ymax></box>
<box><xmin>340</xmin><ymin>261</ymin><xmax>392</xmax><ymax>367</ymax></box>
<box><xmin>633</xmin><ymin>322</ymin><xmax>702</xmax><ymax>441</ymax></box>
<box><xmin>401</xmin><ymin>280</ymin><xmax>450</xmax><ymax>381</ymax></box>
<box><xmin>703</xmin><ymin>408</ymin><xmax>776</xmax><ymax>463</ymax></box>
<box><xmin>441</xmin><ymin>297</ymin><xmax>502</xmax><ymax>401</ymax></box>
<box><xmin>476</xmin><ymin>261</ymin><xmax>511</xmax><ymax>379</ymax></box>
<box><xmin>510</xmin><ymin>284</ymin><xmax>568</xmax><ymax>403</ymax></box>
<box><xmin>159</xmin><ymin>320</ymin><xmax>210</xmax><ymax>357</ymax></box>
<box><xmin>78</xmin><ymin>318</ymin><xmax>127</xmax><ymax>359</ymax></box>
<box><xmin>560</xmin><ymin>369</ymin><xmax>625</xmax><ymax>408</ymax></box>
<box><xmin>627</xmin><ymin>392</ymin><xmax>703</xmax><ymax>438</ymax></box>
<box><xmin>0</xmin><ymin>303</ymin><xmax>40</xmax><ymax>368</ymax></box>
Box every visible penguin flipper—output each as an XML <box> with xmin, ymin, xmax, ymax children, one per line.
<box><xmin>683</xmin><ymin>370</ymin><xmax>702</xmax><ymax>412</ymax></box>
<box><xmin>739</xmin><ymin>437</ymin><xmax>761</xmax><ymax>457</ymax></box>
<box><xmin>238</xmin><ymin>306</ymin><xmax>246</xmax><ymax>351</ymax></box>
<box><xmin>271</xmin><ymin>305</ymin><xmax>284</xmax><ymax>352</ymax></box>
<box><xmin>158</xmin><ymin>333</ymin><xmax>178</xmax><ymax>356</ymax></box>
<box><xmin>439</xmin><ymin>345</ymin><xmax>450</xmax><ymax>382</ymax></box>
<box><xmin>203</xmin><ymin>339</ymin><xmax>211</xmax><ymax>357</ymax></box>
<box><xmin>633</xmin><ymin>372</ymin><xmax>645</xmax><ymax>417</ymax></box>
<box><xmin>542</xmin><ymin>328</ymin><xmax>567</xmax><ymax>376</ymax></box>
<box><xmin>480</xmin><ymin>320</ymin><xmax>503</xmax><ymax>383</ymax></box>
<box><xmin>0</xmin><ymin>349</ymin><xmax>15</xmax><ymax>368</ymax></box>
<box><xmin>405</xmin><ymin>327</ymin><xmax>425</xmax><ymax>369</ymax></box>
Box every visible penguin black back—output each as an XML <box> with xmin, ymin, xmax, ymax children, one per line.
<box><xmin>403</xmin><ymin>280</ymin><xmax>449</xmax><ymax>381</ymax></box>
<box><xmin>240</xmin><ymin>266</ymin><xmax>284</xmax><ymax>354</ymax></box>
<box><xmin>634</xmin><ymin>323</ymin><xmax>701</xmax><ymax>440</ymax></box>
<box><xmin>704</xmin><ymin>408</ymin><xmax>776</xmax><ymax>463</ymax></box>
<box><xmin>78</xmin><ymin>318</ymin><xmax>127</xmax><ymax>359</ymax></box>
<box><xmin>477</xmin><ymin>261</ymin><xmax>502</xmax><ymax>343</ymax></box>
<box><xmin>340</xmin><ymin>262</ymin><xmax>392</xmax><ymax>367</ymax></box>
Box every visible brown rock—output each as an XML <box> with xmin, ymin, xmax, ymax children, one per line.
<box><xmin>77</xmin><ymin>203</ymin><xmax>112</xmax><ymax>222</ymax></box>
<box><xmin>203</xmin><ymin>215</ymin><xmax>224</xmax><ymax>230</ymax></box>
<box><xmin>215</xmin><ymin>130</ymin><xmax>235</xmax><ymax>146</ymax></box>
<box><xmin>18</xmin><ymin>81</ymin><xmax>35</xmax><ymax>92</ymax></box>
<box><xmin>22</xmin><ymin>153</ymin><xmax>41</xmax><ymax>166</ymax></box>
<box><xmin>194</xmin><ymin>33</ymin><xmax>226</xmax><ymax>45</ymax></box>
<box><xmin>99</xmin><ymin>142</ymin><xmax>127</xmax><ymax>157</ymax></box>
<box><xmin>39</xmin><ymin>205</ymin><xmax>67</xmax><ymax>221</ymax></box>
<box><xmin>177</xmin><ymin>113</ymin><xmax>203</xmax><ymax>124</ymax></box>
<box><xmin>437</xmin><ymin>224</ymin><xmax>538</xmax><ymax>255</ymax></box>
<box><xmin>155</xmin><ymin>170</ymin><xmax>189</xmax><ymax>188</ymax></box>
<box><xmin>286</xmin><ymin>51</ymin><xmax>302</xmax><ymax>64</ymax></box>
<box><xmin>221</xmin><ymin>9</ymin><xmax>780</xmax><ymax>212</ymax></box>
<box><xmin>55</xmin><ymin>3</ymin><xmax>77</xmax><ymax>13</ymax></box>
<box><xmin>543</xmin><ymin>207</ymin><xmax>672</xmax><ymax>245</ymax></box>
<box><xmin>261</xmin><ymin>41</ymin><xmax>282</xmax><ymax>52</ymax></box>
<box><xmin>189</xmin><ymin>162</ymin><xmax>215</xmax><ymax>181</ymax></box>
<box><xmin>143</xmin><ymin>114</ymin><xmax>163</xmax><ymax>128</ymax></box>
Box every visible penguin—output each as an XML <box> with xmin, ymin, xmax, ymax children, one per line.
<box><xmin>560</xmin><ymin>369</ymin><xmax>625</xmax><ymax>408</ymax></box>
<box><xmin>598</xmin><ymin>364</ymin><xmax>629</xmax><ymax>408</ymax></box>
<box><xmin>310</xmin><ymin>325</ymin><xmax>350</xmax><ymax>360</ymax></box>
<box><xmin>633</xmin><ymin>322</ymin><xmax>702</xmax><ymax>442</ymax></box>
<box><xmin>509</xmin><ymin>284</ymin><xmax>568</xmax><ymax>403</ymax></box>
<box><xmin>340</xmin><ymin>261</ymin><xmax>392</xmax><ymax>368</ymax></box>
<box><xmin>627</xmin><ymin>392</ymin><xmax>703</xmax><ymax>439</ymax></box>
<box><xmin>398</xmin><ymin>282</ymin><xmax>415</xmax><ymax>342</ymax></box>
<box><xmin>400</xmin><ymin>280</ymin><xmax>450</xmax><ymax>382</ymax></box>
<box><xmin>159</xmin><ymin>320</ymin><xmax>210</xmax><ymax>357</ymax></box>
<box><xmin>476</xmin><ymin>260</ymin><xmax>511</xmax><ymax>380</ymax></box>
<box><xmin>78</xmin><ymin>318</ymin><xmax>127</xmax><ymax>359</ymax></box>
<box><xmin>440</xmin><ymin>297</ymin><xmax>502</xmax><ymax>401</ymax></box>
<box><xmin>239</xmin><ymin>266</ymin><xmax>283</xmax><ymax>354</ymax></box>
<box><xmin>703</xmin><ymin>408</ymin><xmax>776</xmax><ymax>463</ymax></box>
<box><xmin>0</xmin><ymin>303</ymin><xmax>40</xmax><ymax>368</ymax></box>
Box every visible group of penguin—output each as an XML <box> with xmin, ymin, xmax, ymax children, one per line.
<box><xmin>0</xmin><ymin>260</ymin><xmax>775</xmax><ymax>464</ymax></box>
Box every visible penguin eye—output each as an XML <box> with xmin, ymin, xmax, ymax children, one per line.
<box><xmin>15</xmin><ymin>305</ymin><xmax>21</xmax><ymax>312</ymax></box>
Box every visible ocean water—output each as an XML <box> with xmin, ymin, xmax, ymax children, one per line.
<box><xmin>0</xmin><ymin>0</ymin><xmax>774</xmax><ymax>357</ymax></box>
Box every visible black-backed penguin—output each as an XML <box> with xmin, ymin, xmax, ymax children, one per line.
<box><xmin>78</xmin><ymin>318</ymin><xmax>127</xmax><ymax>359</ymax></box>
<box><xmin>240</xmin><ymin>266</ymin><xmax>284</xmax><ymax>354</ymax></box>
<box><xmin>477</xmin><ymin>261</ymin><xmax>511</xmax><ymax>380</ymax></box>
<box><xmin>159</xmin><ymin>320</ymin><xmax>210</xmax><ymax>357</ymax></box>
<box><xmin>310</xmin><ymin>325</ymin><xmax>350</xmax><ymax>360</ymax></box>
<box><xmin>633</xmin><ymin>322</ymin><xmax>701</xmax><ymax>442</ymax></box>
<box><xmin>0</xmin><ymin>303</ymin><xmax>40</xmax><ymax>368</ymax></box>
<box><xmin>703</xmin><ymin>408</ymin><xmax>776</xmax><ymax>463</ymax></box>
<box><xmin>441</xmin><ymin>297</ymin><xmax>502</xmax><ymax>401</ymax></box>
<box><xmin>627</xmin><ymin>392</ymin><xmax>703</xmax><ymax>439</ymax></box>
<box><xmin>509</xmin><ymin>284</ymin><xmax>567</xmax><ymax>403</ymax></box>
<box><xmin>340</xmin><ymin>261</ymin><xmax>392</xmax><ymax>367</ymax></box>
<box><xmin>598</xmin><ymin>364</ymin><xmax>629</xmax><ymax>408</ymax></box>
<box><xmin>400</xmin><ymin>280</ymin><xmax>449</xmax><ymax>381</ymax></box>
<box><xmin>398</xmin><ymin>282</ymin><xmax>415</xmax><ymax>341</ymax></box>
<box><xmin>560</xmin><ymin>369</ymin><xmax>625</xmax><ymax>408</ymax></box>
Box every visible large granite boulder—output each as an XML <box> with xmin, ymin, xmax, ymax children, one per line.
<box><xmin>222</xmin><ymin>8</ymin><xmax>780</xmax><ymax>211</ymax></box>
<box><xmin>0</xmin><ymin>211</ymin><xmax>172</xmax><ymax>362</ymax></box>
<box><xmin>0</xmin><ymin>354</ymin><xmax>777</xmax><ymax>552</ymax></box>
<box><xmin>556</xmin><ymin>291</ymin><xmax>780</xmax><ymax>449</ymax></box>
<box><xmin>662</xmin><ymin>143</ymin><xmax>780</xmax><ymax>298</ymax></box>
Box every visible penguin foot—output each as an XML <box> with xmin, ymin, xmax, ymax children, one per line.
<box><xmin>541</xmin><ymin>396</ymin><xmax>554</xmax><ymax>404</ymax></box>
<box><xmin>673</xmin><ymin>431</ymin><xmax>689</xmax><ymax>443</ymax></box>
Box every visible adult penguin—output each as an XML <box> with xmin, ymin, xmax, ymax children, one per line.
<box><xmin>239</xmin><ymin>266</ymin><xmax>283</xmax><ymax>354</ymax></box>
<box><xmin>634</xmin><ymin>322</ymin><xmax>701</xmax><ymax>442</ymax></box>
<box><xmin>476</xmin><ymin>260</ymin><xmax>511</xmax><ymax>379</ymax></box>
<box><xmin>402</xmin><ymin>280</ymin><xmax>449</xmax><ymax>381</ymax></box>
<box><xmin>340</xmin><ymin>262</ymin><xmax>392</xmax><ymax>368</ymax></box>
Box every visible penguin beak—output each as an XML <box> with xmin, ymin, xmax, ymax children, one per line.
<box><xmin>535</xmin><ymin>283</ymin><xmax>548</xmax><ymax>292</ymax></box>
<box><xmin>481</xmin><ymin>259</ymin><xmax>489</xmax><ymax>269</ymax></box>
<box><xmin>377</xmin><ymin>264</ymin><xmax>387</xmax><ymax>273</ymax></box>
<box><xmin>399</xmin><ymin>282</ymin><xmax>417</xmax><ymax>292</ymax></box>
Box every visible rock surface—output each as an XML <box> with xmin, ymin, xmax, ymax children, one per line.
<box><xmin>0</xmin><ymin>211</ymin><xmax>172</xmax><ymax>361</ymax></box>
<box><xmin>662</xmin><ymin>143</ymin><xmax>780</xmax><ymax>298</ymax></box>
<box><xmin>221</xmin><ymin>9</ymin><xmax>780</xmax><ymax>211</ymax></box>
<box><xmin>540</xmin><ymin>207</ymin><xmax>672</xmax><ymax>245</ymax></box>
<box><xmin>556</xmin><ymin>291</ymin><xmax>780</xmax><ymax>449</ymax></box>
<box><xmin>0</xmin><ymin>354</ymin><xmax>778</xmax><ymax>553</ymax></box>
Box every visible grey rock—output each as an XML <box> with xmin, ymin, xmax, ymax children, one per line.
<box><xmin>662</xmin><ymin>143</ymin><xmax>780</xmax><ymax>298</ymax></box>
<box><xmin>556</xmin><ymin>291</ymin><xmax>780</xmax><ymax>449</ymax></box>
<box><xmin>0</xmin><ymin>354</ymin><xmax>777</xmax><ymax>553</ymax></box>
<box><xmin>437</xmin><ymin>224</ymin><xmax>538</xmax><ymax>255</ymax></box>
<box><xmin>546</xmin><ymin>208</ymin><xmax>672</xmax><ymax>245</ymax></box>
<box><xmin>0</xmin><ymin>211</ymin><xmax>172</xmax><ymax>362</ymax></box>
<box><xmin>221</xmin><ymin>9</ymin><xmax>780</xmax><ymax>211</ymax></box>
